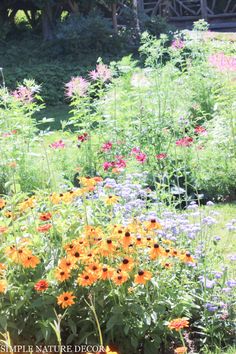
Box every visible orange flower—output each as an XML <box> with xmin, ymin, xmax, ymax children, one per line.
<box><xmin>57</xmin><ymin>291</ymin><xmax>75</xmax><ymax>309</ymax></box>
<box><xmin>86</xmin><ymin>262</ymin><xmax>102</xmax><ymax>273</ymax></box>
<box><xmin>39</xmin><ymin>212</ymin><xmax>52</xmax><ymax>221</ymax></box>
<box><xmin>100</xmin><ymin>266</ymin><xmax>114</xmax><ymax>280</ymax></box>
<box><xmin>55</xmin><ymin>268</ymin><xmax>71</xmax><ymax>282</ymax></box>
<box><xmin>0</xmin><ymin>226</ymin><xmax>8</xmax><ymax>234</ymax></box>
<box><xmin>119</xmin><ymin>257</ymin><xmax>134</xmax><ymax>271</ymax></box>
<box><xmin>174</xmin><ymin>347</ymin><xmax>188</xmax><ymax>354</ymax></box>
<box><xmin>22</xmin><ymin>254</ymin><xmax>40</xmax><ymax>268</ymax></box>
<box><xmin>0</xmin><ymin>263</ymin><xmax>6</xmax><ymax>274</ymax></box>
<box><xmin>4</xmin><ymin>210</ymin><xmax>13</xmax><ymax>218</ymax></box>
<box><xmin>5</xmin><ymin>245</ymin><xmax>30</xmax><ymax>263</ymax></box>
<box><xmin>77</xmin><ymin>271</ymin><xmax>97</xmax><ymax>287</ymax></box>
<box><xmin>0</xmin><ymin>199</ymin><xmax>6</xmax><ymax>209</ymax></box>
<box><xmin>180</xmin><ymin>252</ymin><xmax>195</xmax><ymax>263</ymax></box>
<box><xmin>37</xmin><ymin>224</ymin><xmax>52</xmax><ymax>232</ymax></box>
<box><xmin>50</xmin><ymin>192</ymin><xmax>61</xmax><ymax>204</ymax></box>
<box><xmin>34</xmin><ymin>280</ymin><xmax>49</xmax><ymax>292</ymax></box>
<box><xmin>145</xmin><ymin>218</ymin><xmax>161</xmax><ymax>231</ymax></box>
<box><xmin>122</xmin><ymin>231</ymin><xmax>133</xmax><ymax>247</ymax></box>
<box><xmin>0</xmin><ymin>279</ymin><xmax>7</xmax><ymax>293</ymax></box>
<box><xmin>168</xmin><ymin>318</ymin><xmax>189</xmax><ymax>331</ymax></box>
<box><xmin>150</xmin><ymin>243</ymin><xmax>163</xmax><ymax>260</ymax></box>
<box><xmin>162</xmin><ymin>262</ymin><xmax>172</xmax><ymax>269</ymax></box>
<box><xmin>59</xmin><ymin>257</ymin><xmax>76</xmax><ymax>271</ymax></box>
<box><xmin>112</xmin><ymin>271</ymin><xmax>129</xmax><ymax>286</ymax></box>
<box><xmin>134</xmin><ymin>270</ymin><xmax>152</xmax><ymax>285</ymax></box>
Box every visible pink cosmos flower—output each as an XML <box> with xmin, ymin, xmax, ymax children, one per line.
<box><xmin>208</xmin><ymin>53</ymin><xmax>236</xmax><ymax>72</ymax></box>
<box><xmin>171</xmin><ymin>39</ymin><xmax>185</xmax><ymax>50</ymax></box>
<box><xmin>12</xmin><ymin>86</ymin><xmax>34</xmax><ymax>103</ymax></box>
<box><xmin>65</xmin><ymin>77</ymin><xmax>89</xmax><ymax>98</ymax></box>
<box><xmin>50</xmin><ymin>140</ymin><xmax>65</xmax><ymax>149</ymax></box>
<box><xmin>103</xmin><ymin>161</ymin><xmax>114</xmax><ymax>171</ymax></box>
<box><xmin>135</xmin><ymin>152</ymin><xmax>147</xmax><ymax>163</ymax></box>
<box><xmin>131</xmin><ymin>147</ymin><xmax>141</xmax><ymax>155</ymax></box>
<box><xmin>89</xmin><ymin>63</ymin><xmax>112</xmax><ymax>83</ymax></box>
<box><xmin>194</xmin><ymin>126</ymin><xmax>207</xmax><ymax>135</ymax></box>
<box><xmin>176</xmin><ymin>137</ymin><xmax>193</xmax><ymax>147</ymax></box>
<box><xmin>115</xmin><ymin>156</ymin><xmax>126</xmax><ymax>169</ymax></box>
<box><xmin>156</xmin><ymin>153</ymin><xmax>167</xmax><ymax>160</ymax></box>
<box><xmin>101</xmin><ymin>142</ymin><xmax>113</xmax><ymax>152</ymax></box>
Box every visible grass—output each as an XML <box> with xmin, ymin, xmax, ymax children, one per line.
<box><xmin>34</xmin><ymin>104</ymin><xmax>71</xmax><ymax>130</ymax></box>
<box><xmin>205</xmin><ymin>347</ymin><xmax>236</xmax><ymax>354</ymax></box>
<box><xmin>212</xmin><ymin>203</ymin><xmax>236</xmax><ymax>259</ymax></box>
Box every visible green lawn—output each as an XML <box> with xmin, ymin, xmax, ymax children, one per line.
<box><xmin>34</xmin><ymin>104</ymin><xmax>71</xmax><ymax>130</ymax></box>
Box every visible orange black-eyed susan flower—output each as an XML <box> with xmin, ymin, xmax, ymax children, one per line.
<box><xmin>171</xmin><ymin>249</ymin><xmax>180</xmax><ymax>257</ymax></box>
<box><xmin>162</xmin><ymin>262</ymin><xmax>172</xmax><ymax>269</ymax></box>
<box><xmin>57</xmin><ymin>291</ymin><xmax>75</xmax><ymax>309</ymax></box>
<box><xmin>112</xmin><ymin>270</ymin><xmax>129</xmax><ymax>286</ymax></box>
<box><xmin>134</xmin><ymin>270</ymin><xmax>152</xmax><ymax>285</ymax></box>
<box><xmin>122</xmin><ymin>231</ymin><xmax>133</xmax><ymax>247</ymax></box>
<box><xmin>64</xmin><ymin>240</ymin><xmax>80</xmax><ymax>254</ymax></box>
<box><xmin>119</xmin><ymin>257</ymin><xmax>134</xmax><ymax>271</ymax></box>
<box><xmin>19</xmin><ymin>197</ymin><xmax>35</xmax><ymax>212</ymax></box>
<box><xmin>77</xmin><ymin>271</ymin><xmax>97</xmax><ymax>287</ymax></box>
<box><xmin>5</xmin><ymin>245</ymin><xmax>31</xmax><ymax>263</ymax></box>
<box><xmin>163</xmin><ymin>248</ymin><xmax>171</xmax><ymax>257</ymax></box>
<box><xmin>34</xmin><ymin>280</ymin><xmax>49</xmax><ymax>292</ymax></box>
<box><xmin>168</xmin><ymin>318</ymin><xmax>189</xmax><ymax>331</ymax></box>
<box><xmin>55</xmin><ymin>268</ymin><xmax>71</xmax><ymax>282</ymax></box>
<box><xmin>100</xmin><ymin>265</ymin><xmax>114</xmax><ymax>280</ymax></box>
<box><xmin>150</xmin><ymin>243</ymin><xmax>164</xmax><ymax>260</ymax></box>
<box><xmin>0</xmin><ymin>279</ymin><xmax>7</xmax><ymax>293</ymax></box>
<box><xmin>4</xmin><ymin>210</ymin><xmax>13</xmax><ymax>218</ymax></box>
<box><xmin>144</xmin><ymin>218</ymin><xmax>162</xmax><ymax>231</ymax></box>
<box><xmin>85</xmin><ymin>262</ymin><xmax>102</xmax><ymax>273</ymax></box>
<box><xmin>22</xmin><ymin>254</ymin><xmax>40</xmax><ymax>268</ymax></box>
<box><xmin>37</xmin><ymin>224</ymin><xmax>52</xmax><ymax>233</ymax></box>
<box><xmin>58</xmin><ymin>257</ymin><xmax>77</xmax><ymax>271</ymax></box>
<box><xmin>180</xmin><ymin>252</ymin><xmax>195</xmax><ymax>263</ymax></box>
<box><xmin>50</xmin><ymin>192</ymin><xmax>61</xmax><ymax>204</ymax></box>
<box><xmin>0</xmin><ymin>199</ymin><xmax>6</xmax><ymax>209</ymax></box>
<box><xmin>39</xmin><ymin>212</ymin><xmax>52</xmax><ymax>221</ymax></box>
<box><xmin>174</xmin><ymin>347</ymin><xmax>188</xmax><ymax>354</ymax></box>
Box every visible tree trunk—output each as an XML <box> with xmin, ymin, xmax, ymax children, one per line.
<box><xmin>133</xmin><ymin>0</ymin><xmax>145</xmax><ymax>35</ymax></box>
<box><xmin>112</xmin><ymin>2</ymin><xmax>118</xmax><ymax>33</ymax></box>
<box><xmin>42</xmin><ymin>3</ymin><xmax>54</xmax><ymax>41</ymax></box>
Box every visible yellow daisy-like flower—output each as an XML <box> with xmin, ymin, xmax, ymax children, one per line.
<box><xmin>105</xmin><ymin>195</ymin><xmax>120</xmax><ymax>205</ymax></box>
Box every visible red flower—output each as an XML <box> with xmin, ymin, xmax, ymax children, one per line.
<box><xmin>37</xmin><ymin>224</ymin><xmax>52</xmax><ymax>233</ymax></box>
<box><xmin>156</xmin><ymin>153</ymin><xmax>167</xmax><ymax>160</ymax></box>
<box><xmin>78</xmin><ymin>133</ymin><xmax>89</xmax><ymax>142</ymax></box>
<box><xmin>34</xmin><ymin>280</ymin><xmax>49</xmax><ymax>292</ymax></box>
<box><xmin>39</xmin><ymin>212</ymin><xmax>52</xmax><ymax>221</ymax></box>
<box><xmin>194</xmin><ymin>126</ymin><xmax>207</xmax><ymax>135</ymax></box>
<box><xmin>176</xmin><ymin>137</ymin><xmax>193</xmax><ymax>147</ymax></box>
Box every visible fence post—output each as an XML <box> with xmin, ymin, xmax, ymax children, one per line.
<box><xmin>200</xmin><ymin>0</ymin><xmax>208</xmax><ymax>20</ymax></box>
